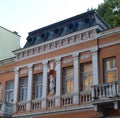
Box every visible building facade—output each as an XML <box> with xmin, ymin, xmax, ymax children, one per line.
<box><xmin>0</xmin><ymin>26</ymin><xmax>20</xmax><ymax>61</ymax></box>
<box><xmin>0</xmin><ymin>10</ymin><xmax>120</xmax><ymax>118</ymax></box>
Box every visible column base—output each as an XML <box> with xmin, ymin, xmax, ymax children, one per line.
<box><xmin>26</xmin><ymin>101</ymin><xmax>31</xmax><ymax>111</ymax></box>
<box><xmin>73</xmin><ymin>95</ymin><xmax>79</xmax><ymax>105</ymax></box>
<box><xmin>13</xmin><ymin>103</ymin><xmax>17</xmax><ymax>113</ymax></box>
<box><xmin>41</xmin><ymin>100</ymin><xmax>47</xmax><ymax>109</ymax></box>
<box><xmin>55</xmin><ymin>97</ymin><xmax>61</xmax><ymax>107</ymax></box>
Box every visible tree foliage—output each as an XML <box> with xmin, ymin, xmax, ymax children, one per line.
<box><xmin>97</xmin><ymin>0</ymin><xmax>120</xmax><ymax>27</ymax></box>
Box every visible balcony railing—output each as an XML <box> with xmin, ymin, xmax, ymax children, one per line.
<box><xmin>47</xmin><ymin>98</ymin><xmax>55</xmax><ymax>109</ymax></box>
<box><xmin>62</xmin><ymin>94</ymin><xmax>73</xmax><ymax>107</ymax></box>
<box><xmin>32</xmin><ymin>99</ymin><xmax>41</xmax><ymax>111</ymax></box>
<box><xmin>17</xmin><ymin>101</ymin><xmax>26</xmax><ymax>112</ymax></box>
<box><xmin>80</xmin><ymin>91</ymin><xmax>91</xmax><ymax>104</ymax></box>
<box><xmin>92</xmin><ymin>81</ymin><xmax>120</xmax><ymax>102</ymax></box>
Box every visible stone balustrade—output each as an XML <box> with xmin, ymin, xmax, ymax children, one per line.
<box><xmin>80</xmin><ymin>91</ymin><xmax>91</xmax><ymax>103</ymax></box>
<box><xmin>62</xmin><ymin>94</ymin><xmax>73</xmax><ymax>107</ymax></box>
<box><xmin>92</xmin><ymin>81</ymin><xmax>120</xmax><ymax>101</ymax></box>
<box><xmin>47</xmin><ymin>98</ymin><xmax>55</xmax><ymax>109</ymax></box>
<box><xmin>17</xmin><ymin>101</ymin><xmax>26</xmax><ymax>112</ymax></box>
<box><xmin>15</xmin><ymin>91</ymin><xmax>92</xmax><ymax>113</ymax></box>
<box><xmin>32</xmin><ymin>99</ymin><xmax>41</xmax><ymax>110</ymax></box>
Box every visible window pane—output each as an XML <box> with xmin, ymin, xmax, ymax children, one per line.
<box><xmin>70</xmin><ymin>79</ymin><xmax>74</xmax><ymax>92</ymax></box>
<box><xmin>62</xmin><ymin>67</ymin><xmax>74</xmax><ymax>94</ymax></box>
<box><xmin>81</xmin><ymin>62</ymin><xmax>93</xmax><ymax>91</ymax></box>
<box><xmin>84</xmin><ymin>76</ymin><xmax>89</xmax><ymax>91</ymax></box>
<box><xmin>20</xmin><ymin>77</ymin><xmax>28</xmax><ymax>101</ymax></box>
<box><xmin>104</xmin><ymin>58</ymin><xmax>117</xmax><ymax>83</ymax></box>
<box><xmin>34</xmin><ymin>74</ymin><xmax>43</xmax><ymax>99</ymax></box>
<box><xmin>107</xmin><ymin>70</ymin><xmax>117</xmax><ymax>82</ymax></box>
<box><xmin>5</xmin><ymin>81</ymin><xmax>14</xmax><ymax>102</ymax></box>
<box><xmin>20</xmin><ymin>77</ymin><xmax>28</xmax><ymax>85</ymax></box>
<box><xmin>66</xmin><ymin>79</ymin><xmax>70</xmax><ymax>93</ymax></box>
<box><xmin>89</xmin><ymin>74</ymin><xmax>93</xmax><ymax>87</ymax></box>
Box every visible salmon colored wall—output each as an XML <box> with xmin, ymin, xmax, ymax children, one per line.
<box><xmin>34</xmin><ymin>110</ymin><xmax>101</xmax><ymax>118</ymax></box>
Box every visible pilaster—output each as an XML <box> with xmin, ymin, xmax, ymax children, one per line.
<box><xmin>26</xmin><ymin>64</ymin><xmax>33</xmax><ymax>111</ymax></box>
<box><xmin>41</xmin><ymin>60</ymin><xmax>48</xmax><ymax>109</ymax></box>
<box><xmin>73</xmin><ymin>52</ymin><xmax>79</xmax><ymax>105</ymax></box>
<box><xmin>91</xmin><ymin>47</ymin><xmax>99</xmax><ymax>85</ymax></box>
<box><xmin>55</xmin><ymin>57</ymin><xmax>61</xmax><ymax>107</ymax></box>
<box><xmin>13</xmin><ymin>67</ymin><xmax>19</xmax><ymax>113</ymax></box>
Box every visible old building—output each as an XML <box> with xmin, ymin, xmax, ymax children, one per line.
<box><xmin>0</xmin><ymin>26</ymin><xmax>20</xmax><ymax>61</ymax></box>
<box><xmin>0</xmin><ymin>10</ymin><xmax>120</xmax><ymax>118</ymax></box>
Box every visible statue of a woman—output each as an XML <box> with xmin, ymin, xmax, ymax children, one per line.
<box><xmin>49</xmin><ymin>74</ymin><xmax>55</xmax><ymax>93</ymax></box>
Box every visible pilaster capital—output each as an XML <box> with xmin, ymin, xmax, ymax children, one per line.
<box><xmin>72</xmin><ymin>52</ymin><xmax>79</xmax><ymax>57</ymax></box>
<box><xmin>55</xmin><ymin>57</ymin><xmax>61</xmax><ymax>62</ymax></box>
<box><xmin>90</xmin><ymin>46</ymin><xmax>98</xmax><ymax>54</ymax></box>
<box><xmin>28</xmin><ymin>64</ymin><xmax>33</xmax><ymax>69</ymax></box>
<box><xmin>14</xmin><ymin>67</ymin><xmax>19</xmax><ymax>72</ymax></box>
<box><xmin>42</xmin><ymin>60</ymin><xmax>48</xmax><ymax>66</ymax></box>
<box><xmin>72</xmin><ymin>52</ymin><xmax>79</xmax><ymax>60</ymax></box>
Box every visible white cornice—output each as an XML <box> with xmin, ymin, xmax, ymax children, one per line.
<box><xmin>97</xmin><ymin>26</ymin><xmax>120</xmax><ymax>39</ymax></box>
<box><xmin>99</xmin><ymin>40</ymin><xmax>120</xmax><ymax>48</ymax></box>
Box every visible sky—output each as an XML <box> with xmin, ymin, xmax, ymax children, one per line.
<box><xmin>0</xmin><ymin>0</ymin><xmax>104</xmax><ymax>47</ymax></box>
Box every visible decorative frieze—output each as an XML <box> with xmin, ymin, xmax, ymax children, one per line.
<box><xmin>80</xmin><ymin>54</ymin><xmax>91</xmax><ymax>60</ymax></box>
<box><xmin>15</xmin><ymin>29</ymin><xmax>97</xmax><ymax>61</ymax></box>
<box><xmin>63</xmin><ymin>58</ymin><xmax>73</xmax><ymax>64</ymax></box>
<box><xmin>20</xmin><ymin>69</ymin><xmax>28</xmax><ymax>75</ymax></box>
<box><xmin>34</xmin><ymin>66</ymin><xmax>42</xmax><ymax>71</ymax></box>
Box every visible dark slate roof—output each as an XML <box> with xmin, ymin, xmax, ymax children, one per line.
<box><xmin>24</xmin><ymin>10</ymin><xmax>109</xmax><ymax>48</ymax></box>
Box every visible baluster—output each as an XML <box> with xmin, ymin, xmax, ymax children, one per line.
<box><xmin>96</xmin><ymin>87</ymin><xmax>99</xmax><ymax>98</ymax></box>
<box><xmin>49</xmin><ymin>100</ymin><xmax>51</xmax><ymax>108</ymax></box>
<box><xmin>63</xmin><ymin>98</ymin><xmax>65</xmax><ymax>106</ymax></box>
<box><xmin>95</xmin><ymin>87</ymin><xmax>97</xmax><ymax>99</ymax></box>
<box><xmin>106</xmin><ymin>85</ymin><xmax>109</xmax><ymax>97</ymax></box>
<box><xmin>84</xmin><ymin>95</ymin><xmax>86</xmax><ymax>103</ymax></box>
<box><xmin>102</xmin><ymin>86</ymin><xmax>105</xmax><ymax>97</ymax></box>
<box><xmin>33</xmin><ymin>103</ymin><xmax>34</xmax><ymax>110</ymax></box>
<box><xmin>109</xmin><ymin>84</ymin><xmax>112</xmax><ymax>97</ymax></box>
<box><xmin>34</xmin><ymin>102</ymin><xmax>35</xmax><ymax>110</ymax></box>
<box><xmin>88</xmin><ymin>94</ymin><xmax>90</xmax><ymax>102</ymax></box>
<box><xmin>83</xmin><ymin>94</ymin><xmax>85</xmax><ymax>103</ymax></box>
<box><xmin>51</xmin><ymin>100</ymin><xmax>53</xmax><ymax>108</ymax></box>
<box><xmin>70</xmin><ymin>98</ymin><xmax>72</xmax><ymax>105</ymax></box>
<box><xmin>99</xmin><ymin>87</ymin><xmax>102</xmax><ymax>98</ymax></box>
<box><xmin>67</xmin><ymin>98</ymin><xmax>69</xmax><ymax>105</ymax></box>
<box><xmin>52</xmin><ymin>100</ymin><xmax>54</xmax><ymax>108</ymax></box>
<box><xmin>39</xmin><ymin>102</ymin><xmax>40</xmax><ymax>109</ymax></box>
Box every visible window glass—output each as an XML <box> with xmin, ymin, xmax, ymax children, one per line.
<box><xmin>81</xmin><ymin>62</ymin><xmax>93</xmax><ymax>91</ymax></box>
<box><xmin>34</xmin><ymin>74</ymin><xmax>43</xmax><ymax>99</ymax></box>
<box><xmin>19</xmin><ymin>77</ymin><xmax>28</xmax><ymax>101</ymax></box>
<box><xmin>5</xmin><ymin>80</ymin><xmax>14</xmax><ymax>102</ymax></box>
<box><xmin>104</xmin><ymin>58</ymin><xmax>117</xmax><ymax>83</ymax></box>
<box><xmin>62</xmin><ymin>67</ymin><xmax>74</xmax><ymax>94</ymax></box>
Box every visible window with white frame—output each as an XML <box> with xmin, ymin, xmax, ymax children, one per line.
<box><xmin>5</xmin><ymin>80</ymin><xmax>14</xmax><ymax>102</ymax></box>
<box><xmin>33</xmin><ymin>74</ymin><xmax>43</xmax><ymax>99</ymax></box>
<box><xmin>104</xmin><ymin>57</ymin><xmax>118</xmax><ymax>83</ymax></box>
<box><xmin>19</xmin><ymin>77</ymin><xmax>28</xmax><ymax>101</ymax></box>
<box><xmin>62</xmin><ymin>66</ymin><xmax>74</xmax><ymax>94</ymax></box>
<box><xmin>80</xmin><ymin>62</ymin><xmax>93</xmax><ymax>91</ymax></box>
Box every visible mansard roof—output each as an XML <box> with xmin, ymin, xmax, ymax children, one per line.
<box><xmin>24</xmin><ymin>10</ymin><xmax>109</xmax><ymax>48</ymax></box>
